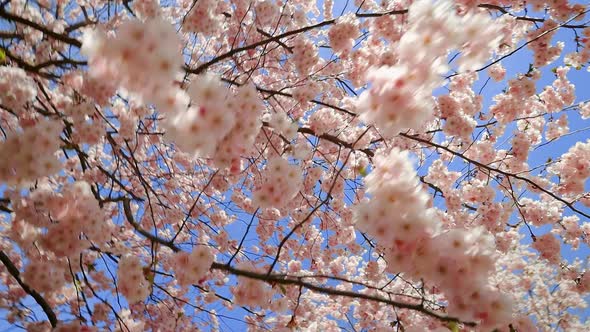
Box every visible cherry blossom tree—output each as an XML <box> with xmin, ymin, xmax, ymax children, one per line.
<box><xmin>1</xmin><ymin>0</ymin><xmax>590</xmax><ymax>331</ymax></box>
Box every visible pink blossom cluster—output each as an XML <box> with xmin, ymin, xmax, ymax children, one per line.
<box><xmin>231</xmin><ymin>263</ymin><xmax>270</xmax><ymax>307</ymax></box>
<box><xmin>511</xmin><ymin>132</ymin><xmax>532</xmax><ymax>162</ymax></box>
<box><xmin>424</xmin><ymin>159</ymin><xmax>461</xmax><ymax>193</ymax></box>
<box><xmin>170</xmin><ymin>246</ymin><xmax>214</xmax><ymax>287</ymax></box>
<box><xmin>21</xmin><ymin>321</ymin><xmax>97</xmax><ymax>332</ymax></box>
<box><xmin>117</xmin><ymin>255</ymin><xmax>151</xmax><ymax>304</ymax></box>
<box><xmin>519</xmin><ymin>196</ymin><xmax>562</xmax><ymax>226</ymax></box>
<box><xmin>164</xmin><ymin>75</ymin><xmax>234</xmax><ymax>156</ymax></box>
<box><xmin>564</xmin><ymin>27</ymin><xmax>590</xmax><ymax>69</ymax></box>
<box><xmin>81</xmin><ymin>18</ymin><xmax>183</xmax><ymax>108</ymax></box>
<box><xmin>292</xmin><ymin>82</ymin><xmax>318</xmax><ymax>105</ymax></box>
<box><xmin>354</xmin><ymin>149</ymin><xmax>512</xmax><ymax>329</ymax></box>
<box><xmin>477</xmin><ymin>202</ymin><xmax>511</xmax><ymax>232</ymax></box>
<box><xmin>546</xmin><ymin>114</ymin><xmax>569</xmax><ymax>140</ymax></box>
<box><xmin>53</xmin><ymin>322</ymin><xmax>98</xmax><ymax>332</ymax></box>
<box><xmin>357</xmin><ymin>64</ymin><xmax>438</xmax><ymax>137</ymax></box>
<box><xmin>23</xmin><ymin>322</ymin><xmax>52</xmax><ymax>332</ymax></box>
<box><xmin>509</xmin><ymin>316</ymin><xmax>538</xmax><ymax>332</ymax></box>
<box><xmin>400</xmin><ymin>1</ymin><xmax>501</xmax><ymax>71</ymax></box>
<box><xmin>22</xmin><ymin>259</ymin><xmax>66</xmax><ymax>294</ymax></box>
<box><xmin>545</xmin><ymin>0</ymin><xmax>587</xmax><ymax>21</ymax></box>
<box><xmin>577</xmin><ymin>271</ymin><xmax>590</xmax><ymax>293</ymax></box>
<box><xmin>437</xmin><ymin>72</ymin><xmax>481</xmax><ymax>141</ymax></box>
<box><xmin>527</xmin><ymin>19</ymin><xmax>564</xmax><ymax>67</ymax></box>
<box><xmin>465</xmin><ymin>140</ymin><xmax>497</xmax><ymax>165</ymax></box>
<box><xmin>323</xmin><ymin>0</ymin><xmax>333</xmax><ymax>19</ymax></box>
<box><xmin>182</xmin><ymin>0</ymin><xmax>222</xmax><ymax>35</ymax></box>
<box><xmin>255</xmin><ymin>0</ymin><xmax>279</xmax><ymax>26</ymax></box>
<box><xmin>354</xmin><ymin>148</ymin><xmax>439</xmax><ymax>245</ymax></box>
<box><xmin>292</xmin><ymin>38</ymin><xmax>319</xmax><ymax>76</ymax></box>
<box><xmin>212</xmin><ymin>83</ymin><xmax>264</xmax><ymax>168</ymax></box>
<box><xmin>0</xmin><ymin>67</ymin><xmax>37</xmax><ymax>114</ymax></box>
<box><xmin>539</xmin><ymin>66</ymin><xmax>575</xmax><ymax>114</ymax></box>
<box><xmin>252</xmin><ymin>156</ymin><xmax>302</xmax><ymax>208</ymax></box>
<box><xmin>0</xmin><ymin>119</ymin><xmax>62</xmax><ymax>186</ymax></box>
<box><xmin>515</xmin><ymin>115</ymin><xmax>544</xmax><ymax>150</ymax></box>
<box><xmin>487</xmin><ymin>63</ymin><xmax>506</xmax><ymax>82</ymax></box>
<box><xmin>63</xmin><ymin>102</ymin><xmax>106</xmax><ymax>145</ymax></box>
<box><xmin>531</xmin><ymin>233</ymin><xmax>561</xmax><ymax>264</ymax></box>
<box><xmin>491</xmin><ymin>76</ymin><xmax>538</xmax><ymax>124</ymax></box>
<box><xmin>8</xmin><ymin>181</ymin><xmax>113</xmax><ymax>257</ymax></box>
<box><xmin>267</xmin><ymin>111</ymin><xmax>298</xmax><ymax>141</ymax></box>
<box><xmin>454</xmin><ymin>10</ymin><xmax>503</xmax><ymax>71</ymax></box>
<box><xmin>112</xmin><ymin>100</ymin><xmax>139</xmax><ymax>140</ymax></box>
<box><xmin>461</xmin><ymin>179</ymin><xmax>496</xmax><ymax>206</ymax></box>
<box><xmin>80</xmin><ymin>74</ymin><xmax>117</xmax><ymax>107</ymax></box>
<box><xmin>548</xmin><ymin>140</ymin><xmax>590</xmax><ymax>195</ymax></box>
<box><xmin>555</xmin><ymin>216</ymin><xmax>584</xmax><ymax>249</ymax></box>
<box><xmin>131</xmin><ymin>0</ymin><xmax>160</xmax><ymax>19</ymax></box>
<box><xmin>328</xmin><ymin>14</ymin><xmax>359</xmax><ymax>56</ymax></box>
<box><xmin>579</xmin><ymin>101</ymin><xmax>590</xmax><ymax>119</ymax></box>
<box><xmin>114</xmin><ymin>309</ymin><xmax>145</xmax><ymax>332</ymax></box>
<box><xmin>371</xmin><ymin>13</ymin><xmax>402</xmax><ymax>42</ymax></box>
<box><xmin>357</xmin><ymin>0</ymin><xmax>501</xmax><ymax>137</ymax></box>
<box><xmin>507</xmin><ymin>76</ymin><xmax>538</xmax><ymax>100</ymax></box>
<box><xmin>163</xmin><ymin>75</ymin><xmax>263</xmax><ymax>168</ymax></box>
<box><xmin>307</xmin><ymin>107</ymin><xmax>346</xmax><ymax>136</ymax></box>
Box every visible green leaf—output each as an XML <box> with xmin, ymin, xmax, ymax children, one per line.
<box><xmin>279</xmin><ymin>285</ymin><xmax>286</xmax><ymax>295</ymax></box>
<box><xmin>146</xmin><ymin>272</ymin><xmax>154</xmax><ymax>285</ymax></box>
<box><xmin>447</xmin><ymin>321</ymin><xmax>460</xmax><ymax>332</ymax></box>
<box><xmin>359</xmin><ymin>167</ymin><xmax>367</xmax><ymax>177</ymax></box>
<box><xmin>0</xmin><ymin>48</ymin><xmax>5</xmax><ymax>64</ymax></box>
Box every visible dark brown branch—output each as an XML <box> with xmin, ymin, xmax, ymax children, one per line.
<box><xmin>479</xmin><ymin>4</ymin><xmax>590</xmax><ymax>29</ymax></box>
<box><xmin>211</xmin><ymin>262</ymin><xmax>476</xmax><ymax>327</ymax></box>
<box><xmin>170</xmin><ymin>170</ymin><xmax>219</xmax><ymax>243</ymax></box>
<box><xmin>188</xmin><ymin>4</ymin><xmax>587</xmax><ymax>76</ymax></box>
<box><xmin>121</xmin><ymin>198</ymin><xmax>180</xmax><ymax>252</ymax></box>
<box><xmin>2</xmin><ymin>48</ymin><xmax>58</xmax><ymax>79</ymax></box>
<box><xmin>356</xmin><ymin>8</ymin><xmax>408</xmax><ymax>17</ymax></box>
<box><xmin>0</xmin><ymin>30</ymin><xmax>22</xmax><ymax>39</ymax></box>
<box><xmin>458</xmin><ymin>9</ymin><xmax>590</xmax><ymax>78</ymax></box>
<box><xmin>266</xmin><ymin>127</ymin><xmax>370</xmax><ymax>275</ymax></box>
<box><xmin>256</xmin><ymin>28</ymin><xmax>293</xmax><ymax>53</ymax></box>
<box><xmin>188</xmin><ymin>19</ymin><xmax>336</xmax><ymax>74</ymax></box>
<box><xmin>399</xmin><ymin>133</ymin><xmax>590</xmax><ymax>220</ymax></box>
<box><xmin>256</xmin><ymin>86</ymin><xmax>357</xmax><ymax>117</ymax></box>
<box><xmin>297</xmin><ymin>126</ymin><xmax>374</xmax><ymax>157</ymax></box>
<box><xmin>0</xmin><ymin>250</ymin><xmax>58</xmax><ymax>328</ymax></box>
<box><xmin>65</xmin><ymin>19</ymin><xmax>94</xmax><ymax>33</ymax></box>
<box><xmin>0</xmin><ymin>198</ymin><xmax>11</xmax><ymax>213</ymax></box>
<box><xmin>0</xmin><ymin>7</ymin><xmax>82</xmax><ymax>47</ymax></box>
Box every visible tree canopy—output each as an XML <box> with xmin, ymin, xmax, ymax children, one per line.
<box><xmin>1</xmin><ymin>0</ymin><xmax>590</xmax><ymax>331</ymax></box>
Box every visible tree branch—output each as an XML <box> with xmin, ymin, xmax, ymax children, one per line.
<box><xmin>0</xmin><ymin>251</ymin><xmax>58</xmax><ymax>328</ymax></box>
<box><xmin>211</xmin><ymin>262</ymin><xmax>476</xmax><ymax>327</ymax></box>
<box><xmin>0</xmin><ymin>7</ymin><xmax>82</xmax><ymax>47</ymax></box>
<box><xmin>399</xmin><ymin>132</ymin><xmax>590</xmax><ymax>220</ymax></box>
